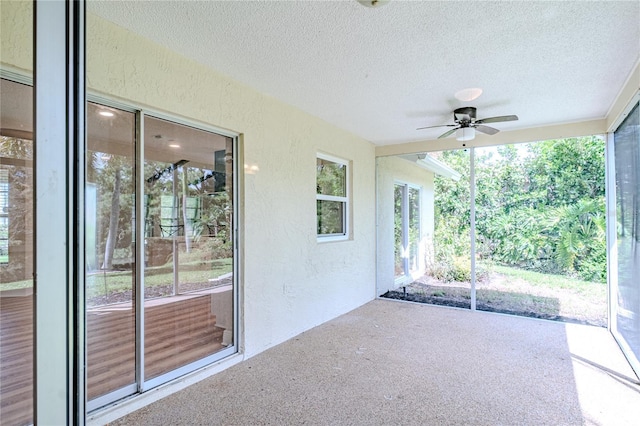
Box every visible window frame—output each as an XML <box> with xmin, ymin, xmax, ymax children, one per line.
<box><xmin>316</xmin><ymin>152</ymin><xmax>350</xmax><ymax>242</ymax></box>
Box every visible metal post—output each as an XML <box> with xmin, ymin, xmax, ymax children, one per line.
<box><xmin>172</xmin><ymin>167</ymin><xmax>179</xmax><ymax>295</ymax></box>
<box><xmin>470</xmin><ymin>147</ymin><xmax>476</xmax><ymax>311</ymax></box>
<box><xmin>605</xmin><ymin>132</ymin><xmax>617</xmax><ymax>332</ymax></box>
<box><xmin>34</xmin><ymin>0</ymin><xmax>85</xmax><ymax>423</ymax></box>
<box><xmin>136</xmin><ymin>111</ymin><xmax>145</xmax><ymax>390</ymax></box>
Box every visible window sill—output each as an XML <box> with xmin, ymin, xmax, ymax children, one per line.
<box><xmin>317</xmin><ymin>234</ymin><xmax>349</xmax><ymax>243</ymax></box>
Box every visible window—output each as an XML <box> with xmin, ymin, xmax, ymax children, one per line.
<box><xmin>394</xmin><ymin>182</ymin><xmax>421</xmax><ymax>281</ymax></box>
<box><xmin>317</xmin><ymin>154</ymin><xmax>349</xmax><ymax>240</ymax></box>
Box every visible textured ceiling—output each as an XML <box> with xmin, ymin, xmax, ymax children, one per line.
<box><xmin>88</xmin><ymin>0</ymin><xmax>640</xmax><ymax>146</ymax></box>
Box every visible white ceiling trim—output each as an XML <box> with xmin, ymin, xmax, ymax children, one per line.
<box><xmin>376</xmin><ymin>119</ymin><xmax>607</xmax><ymax>157</ymax></box>
<box><xmin>606</xmin><ymin>60</ymin><xmax>640</xmax><ymax>132</ymax></box>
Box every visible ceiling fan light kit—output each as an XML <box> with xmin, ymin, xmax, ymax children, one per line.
<box><xmin>456</xmin><ymin>127</ymin><xmax>475</xmax><ymax>141</ymax></box>
<box><xmin>417</xmin><ymin>106</ymin><xmax>518</xmax><ymax>142</ymax></box>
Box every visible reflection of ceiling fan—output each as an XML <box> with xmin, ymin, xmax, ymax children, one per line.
<box><xmin>417</xmin><ymin>107</ymin><xmax>518</xmax><ymax>141</ymax></box>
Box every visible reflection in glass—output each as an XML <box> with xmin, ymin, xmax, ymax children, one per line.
<box><xmin>317</xmin><ymin>158</ymin><xmax>346</xmax><ymax>196</ymax></box>
<box><xmin>0</xmin><ymin>78</ymin><xmax>34</xmax><ymax>425</ymax></box>
<box><xmin>85</xmin><ymin>103</ymin><xmax>136</xmax><ymax>401</ymax></box>
<box><xmin>143</xmin><ymin>116</ymin><xmax>234</xmax><ymax>381</ymax></box>
<box><xmin>317</xmin><ymin>200</ymin><xmax>345</xmax><ymax>235</ymax></box>
<box><xmin>614</xmin><ymin>103</ymin><xmax>640</xmax><ymax>371</ymax></box>
<box><xmin>394</xmin><ymin>184</ymin><xmax>404</xmax><ymax>277</ymax></box>
<box><xmin>394</xmin><ymin>184</ymin><xmax>421</xmax><ymax>279</ymax></box>
<box><xmin>408</xmin><ymin>187</ymin><xmax>420</xmax><ymax>273</ymax></box>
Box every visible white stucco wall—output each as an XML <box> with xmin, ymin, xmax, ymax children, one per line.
<box><xmin>1</xmin><ymin>7</ymin><xmax>377</xmax><ymax>358</ymax></box>
<box><xmin>86</xmin><ymin>15</ymin><xmax>377</xmax><ymax>358</ymax></box>
<box><xmin>376</xmin><ymin>156</ymin><xmax>434</xmax><ymax>295</ymax></box>
<box><xmin>0</xmin><ymin>1</ymin><xmax>32</xmax><ymax>74</ymax></box>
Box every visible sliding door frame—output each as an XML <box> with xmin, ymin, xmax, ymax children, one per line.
<box><xmin>83</xmin><ymin>95</ymin><xmax>240</xmax><ymax>410</ymax></box>
<box><xmin>34</xmin><ymin>0</ymin><xmax>86</xmax><ymax>423</ymax></box>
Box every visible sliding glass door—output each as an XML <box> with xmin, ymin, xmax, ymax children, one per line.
<box><xmin>0</xmin><ymin>78</ymin><xmax>34</xmax><ymax>426</ymax></box>
<box><xmin>612</xmin><ymin>102</ymin><xmax>640</xmax><ymax>376</ymax></box>
<box><xmin>86</xmin><ymin>103</ymin><xmax>137</xmax><ymax>403</ymax></box>
<box><xmin>85</xmin><ymin>106</ymin><xmax>237</xmax><ymax>409</ymax></box>
<box><xmin>142</xmin><ymin>115</ymin><xmax>234</xmax><ymax>386</ymax></box>
<box><xmin>394</xmin><ymin>183</ymin><xmax>421</xmax><ymax>282</ymax></box>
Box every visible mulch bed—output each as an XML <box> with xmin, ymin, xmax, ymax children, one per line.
<box><xmin>380</xmin><ymin>289</ymin><xmax>596</xmax><ymax>326</ymax></box>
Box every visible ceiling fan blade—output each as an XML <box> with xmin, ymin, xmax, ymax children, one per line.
<box><xmin>438</xmin><ymin>128</ymin><xmax>459</xmax><ymax>139</ymax></box>
<box><xmin>416</xmin><ymin>124</ymin><xmax>456</xmax><ymax>130</ymax></box>
<box><xmin>475</xmin><ymin>115</ymin><xmax>518</xmax><ymax>124</ymax></box>
<box><xmin>475</xmin><ymin>125</ymin><xmax>500</xmax><ymax>135</ymax></box>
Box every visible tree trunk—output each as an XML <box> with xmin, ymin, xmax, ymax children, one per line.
<box><xmin>182</xmin><ymin>168</ymin><xmax>191</xmax><ymax>252</ymax></box>
<box><xmin>102</xmin><ymin>168</ymin><xmax>121</xmax><ymax>270</ymax></box>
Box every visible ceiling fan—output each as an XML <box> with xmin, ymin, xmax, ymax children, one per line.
<box><xmin>417</xmin><ymin>107</ymin><xmax>518</xmax><ymax>141</ymax></box>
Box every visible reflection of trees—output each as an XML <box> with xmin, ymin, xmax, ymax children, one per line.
<box><xmin>316</xmin><ymin>159</ymin><xmax>346</xmax><ymax>235</ymax></box>
<box><xmin>0</xmin><ymin>136</ymin><xmax>33</xmax><ymax>283</ymax></box>
<box><xmin>87</xmin><ymin>152</ymin><xmax>134</xmax><ymax>271</ymax></box>
<box><xmin>145</xmin><ymin>162</ymin><xmax>231</xmax><ymax>240</ymax></box>
<box><xmin>102</xmin><ymin>166</ymin><xmax>122</xmax><ymax>269</ymax></box>
<box><xmin>394</xmin><ymin>185</ymin><xmax>403</xmax><ymax>275</ymax></box>
<box><xmin>86</xmin><ymin>141</ymin><xmax>233</xmax><ymax>273</ymax></box>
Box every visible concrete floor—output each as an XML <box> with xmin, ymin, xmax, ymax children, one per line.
<box><xmin>105</xmin><ymin>299</ymin><xmax>640</xmax><ymax>425</ymax></box>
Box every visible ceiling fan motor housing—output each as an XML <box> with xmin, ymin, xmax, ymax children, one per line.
<box><xmin>454</xmin><ymin>107</ymin><xmax>476</xmax><ymax>126</ymax></box>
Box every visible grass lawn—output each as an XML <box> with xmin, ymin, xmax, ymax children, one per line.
<box><xmin>86</xmin><ymin>258</ymin><xmax>233</xmax><ymax>299</ymax></box>
<box><xmin>1</xmin><ymin>258</ymin><xmax>233</xmax><ymax>298</ymax></box>
<box><xmin>489</xmin><ymin>264</ymin><xmax>605</xmax><ymax>297</ymax></box>
<box><xmin>478</xmin><ymin>264</ymin><xmax>606</xmax><ymax>326</ymax></box>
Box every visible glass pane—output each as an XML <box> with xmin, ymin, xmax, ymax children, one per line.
<box><xmin>0</xmin><ymin>78</ymin><xmax>34</xmax><ymax>425</ymax></box>
<box><xmin>614</xmin><ymin>103</ymin><xmax>640</xmax><ymax>371</ymax></box>
<box><xmin>144</xmin><ymin>116</ymin><xmax>234</xmax><ymax>381</ymax></box>
<box><xmin>317</xmin><ymin>200</ymin><xmax>345</xmax><ymax>235</ymax></box>
<box><xmin>317</xmin><ymin>158</ymin><xmax>346</xmax><ymax>197</ymax></box>
<box><xmin>408</xmin><ymin>187</ymin><xmax>420</xmax><ymax>273</ymax></box>
<box><xmin>85</xmin><ymin>103</ymin><xmax>137</xmax><ymax>401</ymax></box>
<box><xmin>394</xmin><ymin>184</ymin><xmax>404</xmax><ymax>277</ymax></box>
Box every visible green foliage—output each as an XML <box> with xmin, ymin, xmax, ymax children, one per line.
<box><xmin>431</xmin><ymin>136</ymin><xmax>606</xmax><ymax>283</ymax></box>
<box><xmin>431</xmin><ymin>256</ymin><xmax>471</xmax><ymax>282</ymax></box>
<box><xmin>552</xmin><ymin>199</ymin><xmax>606</xmax><ymax>281</ymax></box>
<box><xmin>316</xmin><ymin>159</ymin><xmax>346</xmax><ymax>196</ymax></box>
<box><xmin>429</xmin><ymin>255</ymin><xmax>489</xmax><ymax>283</ymax></box>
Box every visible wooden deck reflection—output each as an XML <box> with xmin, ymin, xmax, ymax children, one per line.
<box><xmin>0</xmin><ymin>291</ymin><xmax>226</xmax><ymax>426</ymax></box>
<box><xmin>0</xmin><ymin>295</ymin><xmax>33</xmax><ymax>426</ymax></box>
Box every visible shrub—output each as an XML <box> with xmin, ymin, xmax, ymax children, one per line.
<box><xmin>427</xmin><ymin>255</ymin><xmax>488</xmax><ymax>283</ymax></box>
